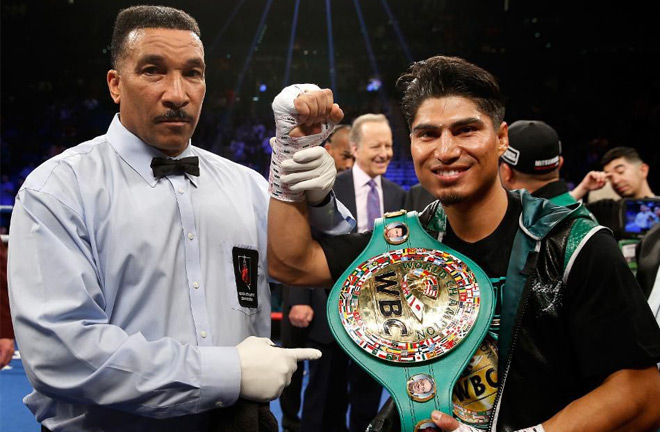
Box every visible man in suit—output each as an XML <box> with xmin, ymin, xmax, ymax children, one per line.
<box><xmin>334</xmin><ymin>114</ymin><xmax>407</xmax><ymax>232</ymax></box>
<box><xmin>278</xmin><ymin>124</ymin><xmax>354</xmax><ymax>432</ymax></box>
<box><xmin>298</xmin><ymin>114</ymin><xmax>406</xmax><ymax>432</ymax></box>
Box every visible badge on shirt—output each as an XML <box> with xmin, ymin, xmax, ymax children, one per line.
<box><xmin>232</xmin><ymin>247</ymin><xmax>259</xmax><ymax>308</ymax></box>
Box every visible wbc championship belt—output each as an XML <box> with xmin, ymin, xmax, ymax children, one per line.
<box><xmin>327</xmin><ymin>210</ymin><xmax>496</xmax><ymax>432</ymax></box>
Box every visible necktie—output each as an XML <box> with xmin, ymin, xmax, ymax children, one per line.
<box><xmin>366</xmin><ymin>179</ymin><xmax>381</xmax><ymax>231</ymax></box>
<box><xmin>151</xmin><ymin>156</ymin><xmax>200</xmax><ymax>178</ymax></box>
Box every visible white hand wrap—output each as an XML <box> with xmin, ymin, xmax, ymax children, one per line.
<box><xmin>236</xmin><ymin>336</ymin><xmax>321</xmax><ymax>402</ymax></box>
<box><xmin>451</xmin><ymin>421</ymin><xmax>544</xmax><ymax>431</ymax></box>
<box><xmin>269</xmin><ymin>84</ymin><xmax>337</xmax><ymax>202</ymax></box>
<box><xmin>514</xmin><ymin>426</ymin><xmax>545</xmax><ymax>432</ymax></box>
<box><xmin>453</xmin><ymin>424</ymin><xmax>480</xmax><ymax>432</ymax></box>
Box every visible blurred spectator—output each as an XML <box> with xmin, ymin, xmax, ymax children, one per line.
<box><xmin>0</xmin><ymin>175</ymin><xmax>16</xmax><ymax>206</ymax></box>
<box><xmin>499</xmin><ymin>120</ymin><xmax>577</xmax><ymax>205</ymax></box>
<box><xmin>602</xmin><ymin>147</ymin><xmax>655</xmax><ymax>199</ymax></box>
<box><xmin>322</xmin><ymin>124</ymin><xmax>354</xmax><ymax>173</ymax></box>
<box><xmin>574</xmin><ymin>147</ymin><xmax>655</xmax><ymax>201</ymax></box>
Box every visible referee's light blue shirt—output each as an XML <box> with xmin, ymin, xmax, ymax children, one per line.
<box><xmin>7</xmin><ymin>114</ymin><xmax>351</xmax><ymax>431</ymax></box>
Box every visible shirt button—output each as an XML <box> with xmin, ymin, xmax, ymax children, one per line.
<box><xmin>215</xmin><ymin>401</ymin><xmax>224</xmax><ymax>408</ymax></box>
<box><xmin>178</xmin><ymin>188</ymin><xmax>184</xmax><ymax>194</ymax></box>
<box><xmin>200</xmin><ymin>331</ymin><xmax>207</xmax><ymax>338</ymax></box>
<box><xmin>193</xmin><ymin>281</ymin><xmax>200</xmax><ymax>289</ymax></box>
<box><xmin>188</xmin><ymin>233</ymin><xmax>194</xmax><ymax>240</ymax></box>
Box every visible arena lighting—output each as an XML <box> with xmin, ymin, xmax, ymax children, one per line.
<box><xmin>233</xmin><ymin>0</ymin><xmax>273</xmax><ymax>97</ymax></box>
<box><xmin>325</xmin><ymin>0</ymin><xmax>337</xmax><ymax>94</ymax></box>
<box><xmin>351</xmin><ymin>0</ymin><xmax>390</xmax><ymax>115</ymax></box>
<box><xmin>222</xmin><ymin>0</ymin><xmax>274</xmax><ymax>129</ymax></box>
<box><xmin>367</xmin><ymin>78</ymin><xmax>382</xmax><ymax>92</ymax></box>
<box><xmin>282</xmin><ymin>0</ymin><xmax>301</xmax><ymax>86</ymax></box>
<box><xmin>208</xmin><ymin>0</ymin><xmax>246</xmax><ymax>56</ymax></box>
<box><xmin>379</xmin><ymin>0</ymin><xmax>414</xmax><ymax>64</ymax></box>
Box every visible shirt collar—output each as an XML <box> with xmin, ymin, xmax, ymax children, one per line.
<box><xmin>106</xmin><ymin>114</ymin><xmax>198</xmax><ymax>187</ymax></box>
<box><xmin>532</xmin><ymin>179</ymin><xmax>568</xmax><ymax>199</ymax></box>
<box><xmin>352</xmin><ymin>163</ymin><xmax>381</xmax><ymax>189</ymax></box>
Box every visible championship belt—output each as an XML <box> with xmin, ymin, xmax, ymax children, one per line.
<box><xmin>327</xmin><ymin>210</ymin><xmax>496</xmax><ymax>432</ymax></box>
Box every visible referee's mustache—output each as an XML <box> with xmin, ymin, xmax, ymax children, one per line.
<box><xmin>154</xmin><ymin>109</ymin><xmax>193</xmax><ymax>123</ymax></box>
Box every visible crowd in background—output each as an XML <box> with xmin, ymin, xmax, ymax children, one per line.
<box><xmin>2</xmin><ymin>83</ymin><xmax>658</xmax><ymax>213</ymax></box>
<box><xmin>0</xmin><ymin>94</ymin><xmax>414</xmax><ymax>212</ymax></box>
<box><xmin>7</xmin><ymin>96</ymin><xmax>647</xmax><ymax>214</ymax></box>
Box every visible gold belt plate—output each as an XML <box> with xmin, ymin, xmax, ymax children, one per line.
<box><xmin>338</xmin><ymin>248</ymin><xmax>481</xmax><ymax>363</ymax></box>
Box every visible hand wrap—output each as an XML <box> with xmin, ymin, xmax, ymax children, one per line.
<box><xmin>269</xmin><ymin>84</ymin><xmax>337</xmax><ymax>202</ymax></box>
<box><xmin>448</xmin><ymin>422</ymin><xmax>545</xmax><ymax>432</ymax></box>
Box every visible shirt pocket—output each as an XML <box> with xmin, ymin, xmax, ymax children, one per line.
<box><xmin>222</xmin><ymin>242</ymin><xmax>264</xmax><ymax>317</ymax></box>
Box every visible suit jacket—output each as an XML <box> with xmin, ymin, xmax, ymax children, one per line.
<box><xmin>403</xmin><ymin>183</ymin><xmax>436</xmax><ymax>213</ymax></box>
<box><xmin>287</xmin><ymin>287</ymin><xmax>334</xmax><ymax>344</ymax></box>
<box><xmin>333</xmin><ymin>169</ymin><xmax>407</xmax><ymax>232</ymax></box>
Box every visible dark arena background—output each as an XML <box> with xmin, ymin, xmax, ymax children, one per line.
<box><xmin>1</xmin><ymin>0</ymin><xmax>659</xmax><ymax>430</ymax></box>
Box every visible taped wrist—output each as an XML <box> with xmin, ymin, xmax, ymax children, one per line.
<box><xmin>269</xmin><ymin>83</ymin><xmax>336</xmax><ymax>202</ymax></box>
<box><xmin>454</xmin><ymin>424</ymin><xmax>480</xmax><ymax>432</ymax></box>
<box><xmin>514</xmin><ymin>425</ymin><xmax>545</xmax><ymax>432</ymax></box>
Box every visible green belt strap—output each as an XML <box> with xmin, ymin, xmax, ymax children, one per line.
<box><xmin>327</xmin><ymin>210</ymin><xmax>495</xmax><ymax>431</ymax></box>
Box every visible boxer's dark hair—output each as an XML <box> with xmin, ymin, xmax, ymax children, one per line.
<box><xmin>110</xmin><ymin>5</ymin><xmax>201</xmax><ymax>69</ymax></box>
<box><xmin>396</xmin><ymin>56</ymin><xmax>506</xmax><ymax>129</ymax></box>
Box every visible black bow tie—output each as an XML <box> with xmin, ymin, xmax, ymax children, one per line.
<box><xmin>151</xmin><ymin>156</ymin><xmax>200</xmax><ymax>178</ymax></box>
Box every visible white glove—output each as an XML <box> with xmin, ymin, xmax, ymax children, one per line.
<box><xmin>236</xmin><ymin>336</ymin><xmax>321</xmax><ymax>402</ymax></box>
<box><xmin>269</xmin><ymin>84</ymin><xmax>338</xmax><ymax>202</ymax></box>
<box><xmin>280</xmin><ymin>146</ymin><xmax>337</xmax><ymax>205</ymax></box>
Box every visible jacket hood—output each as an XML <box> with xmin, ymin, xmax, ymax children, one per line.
<box><xmin>515</xmin><ymin>189</ymin><xmax>584</xmax><ymax>240</ymax></box>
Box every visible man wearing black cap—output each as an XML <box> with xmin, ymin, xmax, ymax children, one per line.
<box><xmin>499</xmin><ymin>120</ymin><xmax>577</xmax><ymax>206</ymax></box>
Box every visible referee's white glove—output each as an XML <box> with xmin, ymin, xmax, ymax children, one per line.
<box><xmin>236</xmin><ymin>336</ymin><xmax>321</xmax><ymax>402</ymax></box>
<box><xmin>431</xmin><ymin>411</ymin><xmax>545</xmax><ymax>432</ymax></box>
<box><xmin>280</xmin><ymin>146</ymin><xmax>337</xmax><ymax>205</ymax></box>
